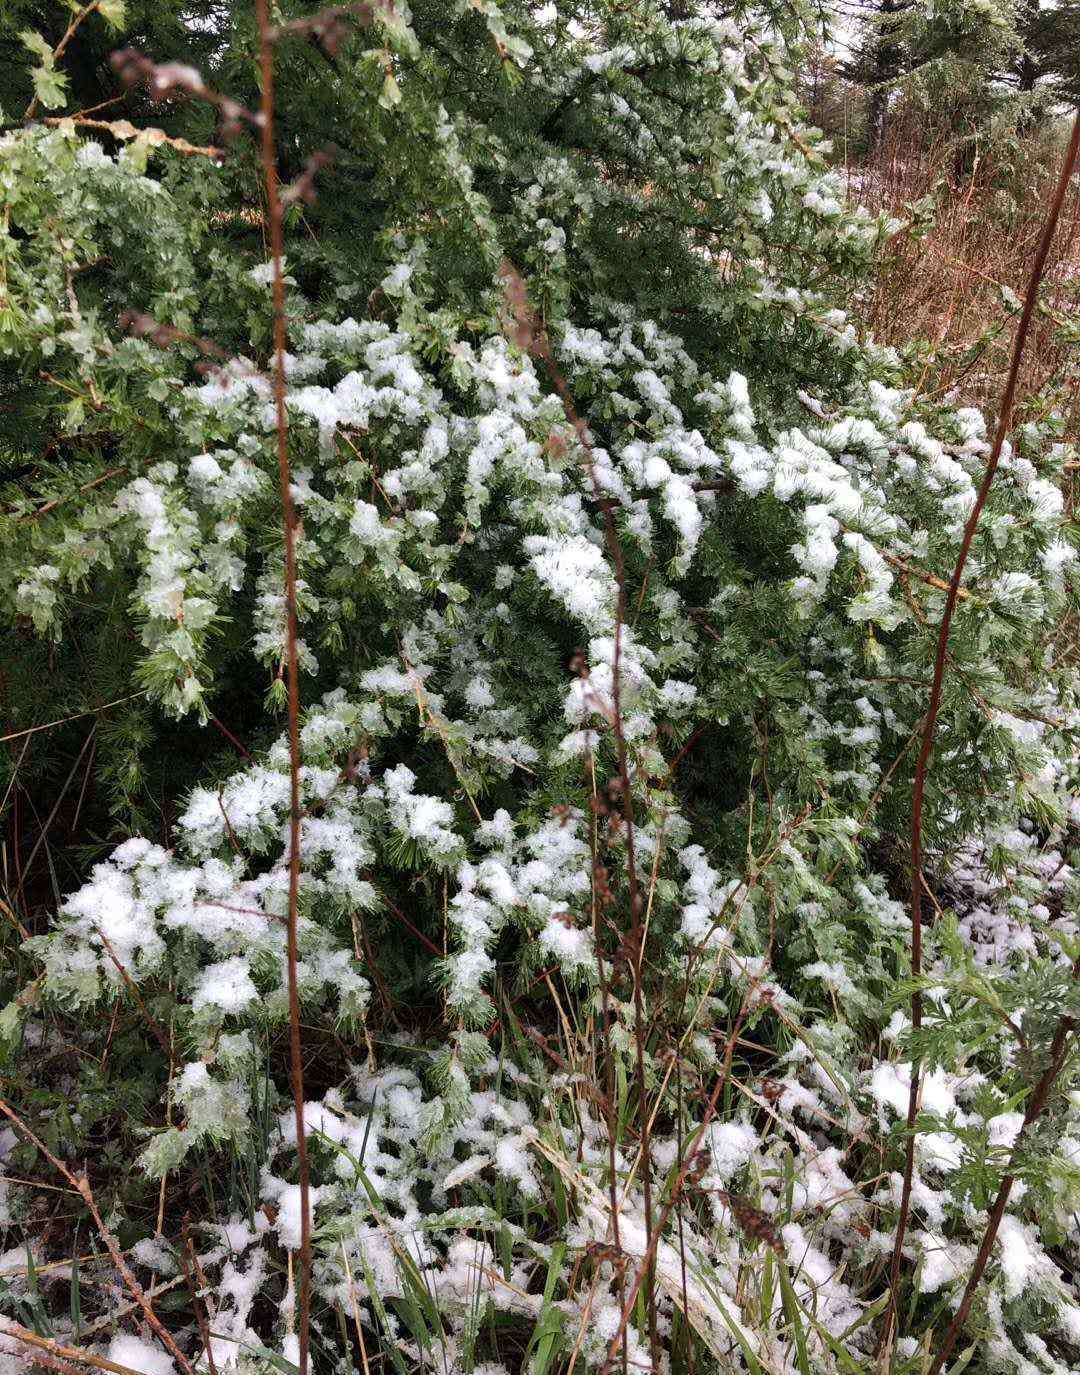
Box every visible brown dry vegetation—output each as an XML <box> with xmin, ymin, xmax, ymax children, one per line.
<box><xmin>848</xmin><ymin>110</ymin><xmax>1080</xmax><ymax>442</ymax></box>
<box><xmin>838</xmin><ymin>103</ymin><xmax>1080</xmax><ymax>663</ymax></box>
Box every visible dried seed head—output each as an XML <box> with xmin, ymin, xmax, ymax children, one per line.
<box><xmin>719</xmin><ymin>1191</ymin><xmax>784</xmax><ymax>1255</ymax></box>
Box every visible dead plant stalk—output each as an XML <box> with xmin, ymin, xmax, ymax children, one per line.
<box><xmin>884</xmin><ymin>108</ymin><xmax>1080</xmax><ymax>1349</ymax></box>
<box><xmin>0</xmin><ymin>1098</ymin><xmax>194</xmax><ymax>1375</ymax></box>
<box><xmin>252</xmin><ymin>3</ymin><xmax>312</xmax><ymax>1372</ymax></box>
<box><xmin>500</xmin><ymin>262</ymin><xmax>658</xmax><ymax>1371</ymax></box>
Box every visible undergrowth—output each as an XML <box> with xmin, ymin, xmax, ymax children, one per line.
<box><xmin>0</xmin><ymin>5</ymin><xmax>1078</xmax><ymax>1375</ymax></box>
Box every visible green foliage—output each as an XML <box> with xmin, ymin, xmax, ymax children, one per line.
<box><xmin>0</xmin><ymin>4</ymin><xmax>1076</xmax><ymax>1375</ymax></box>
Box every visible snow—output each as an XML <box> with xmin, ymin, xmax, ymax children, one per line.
<box><xmin>107</xmin><ymin>1336</ymin><xmax>176</xmax><ymax>1375</ymax></box>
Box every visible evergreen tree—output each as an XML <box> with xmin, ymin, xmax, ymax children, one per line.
<box><xmin>841</xmin><ymin>0</ymin><xmax>1080</xmax><ymax>156</ymax></box>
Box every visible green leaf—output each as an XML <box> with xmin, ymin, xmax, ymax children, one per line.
<box><xmin>97</xmin><ymin>0</ymin><xmax>127</xmax><ymax>28</ymax></box>
<box><xmin>209</xmin><ymin>1334</ymin><xmax>299</xmax><ymax>1375</ymax></box>
<box><xmin>19</xmin><ymin>30</ymin><xmax>53</xmax><ymax>61</ymax></box>
<box><xmin>778</xmin><ymin>1262</ymin><xmax>812</xmax><ymax>1375</ymax></box>
<box><xmin>31</xmin><ymin>65</ymin><xmax>70</xmax><ymax>111</ymax></box>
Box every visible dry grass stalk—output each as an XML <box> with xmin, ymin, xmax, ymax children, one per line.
<box><xmin>0</xmin><ymin>1320</ymin><xmax>166</xmax><ymax>1375</ymax></box>
<box><xmin>0</xmin><ymin>1097</ymin><xmax>195</xmax><ymax>1375</ymax></box>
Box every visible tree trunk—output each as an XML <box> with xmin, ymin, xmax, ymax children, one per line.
<box><xmin>866</xmin><ymin>0</ymin><xmax>907</xmax><ymax>160</ymax></box>
<box><xmin>867</xmin><ymin>85</ymin><xmax>889</xmax><ymax>159</ymax></box>
<box><xmin>1017</xmin><ymin>0</ymin><xmax>1040</xmax><ymax>134</ymax></box>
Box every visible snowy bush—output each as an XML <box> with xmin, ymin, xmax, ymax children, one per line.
<box><xmin>0</xmin><ymin>3</ymin><xmax>1078</xmax><ymax>1375</ymax></box>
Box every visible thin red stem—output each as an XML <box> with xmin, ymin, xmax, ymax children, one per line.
<box><xmin>927</xmin><ymin>994</ymin><xmax>1076</xmax><ymax>1375</ymax></box>
<box><xmin>885</xmin><ymin>108</ymin><xmax>1080</xmax><ymax>1349</ymax></box>
<box><xmin>252</xmin><ymin>5</ymin><xmax>312</xmax><ymax>1372</ymax></box>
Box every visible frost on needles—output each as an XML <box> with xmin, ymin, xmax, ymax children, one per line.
<box><xmin>0</xmin><ymin>3</ymin><xmax>1079</xmax><ymax>1375</ymax></box>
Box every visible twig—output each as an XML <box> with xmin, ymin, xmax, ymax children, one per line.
<box><xmin>208</xmin><ymin>713</ymin><xmax>254</xmax><ymax>760</ymax></box>
<box><xmin>11</xmin><ymin>727</ymin><xmax>96</xmax><ymax>901</ymax></box>
<box><xmin>41</xmin><ymin>116</ymin><xmax>222</xmax><ymax>159</ymax></box>
<box><xmin>883</xmin><ymin>107</ymin><xmax>1080</xmax><ymax>1352</ymax></box>
<box><xmin>926</xmin><ymin>989</ymin><xmax>1077</xmax><ymax>1375</ymax></box>
<box><xmin>93</xmin><ymin>924</ymin><xmax>172</xmax><ymax>1057</ymax></box>
<box><xmin>873</xmin><ymin>545</ymin><xmax>977</xmax><ymax>602</ymax></box>
<box><xmin>0</xmin><ymin>692</ymin><xmax>148</xmax><ymax>744</ymax></box>
<box><xmin>181</xmin><ymin>1223</ymin><xmax>220</xmax><ymax>1375</ymax></box>
<box><xmin>14</xmin><ymin>467</ymin><xmax>127</xmax><ymax>523</ymax></box>
<box><xmin>380</xmin><ymin>895</ymin><xmax>442</xmax><ymax>958</ymax></box>
<box><xmin>25</xmin><ymin>1</ymin><xmax>102</xmax><ymax>120</ymax></box>
<box><xmin>252</xmin><ymin>2</ymin><xmax>312</xmax><ymax>1372</ymax></box>
<box><xmin>0</xmin><ymin>1099</ymin><xmax>194</xmax><ymax>1375</ymax></box>
<box><xmin>0</xmin><ymin>1321</ymin><xmax>164</xmax><ymax>1375</ymax></box>
<box><xmin>110</xmin><ymin>49</ymin><xmax>259</xmax><ymax>142</ymax></box>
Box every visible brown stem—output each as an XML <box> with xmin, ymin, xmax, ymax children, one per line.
<box><xmin>0</xmin><ymin>1099</ymin><xmax>194</xmax><ymax>1375</ymax></box>
<box><xmin>926</xmin><ymin>1003</ymin><xmax>1077</xmax><ymax>1375</ymax></box>
<box><xmin>24</xmin><ymin>1</ymin><xmax>101</xmax><ymax>120</ymax></box>
<box><xmin>16</xmin><ymin>467</ymin><xmax>127</xmax><ymax>523</ymax></box>
<box><xmin>181</xmin><ymin>1223</ymin><xmax>220</xmax><ymax>1375</ymax></box>
<box><xmin>381</xmin><ymin>895</ymin><xmax>443</xmax><ymax>958</ymax></box>
<box><xmin>884</xmin><ymin>108</ymin><xmax>1080</xmax><ymax>1350</ymax></box>
<box><xmin>0</xmin><ymin>1321</ymin><xmax>165</xmax><ymax>1375</ymax></box>
<box><xmin>208</xmin><ymin>712</ymin><xmax>254</xmax><ymax>760</ymax></box>
<box><xmin>500</xmin><ymin>263</ymin><xmax>658</xmax><ymax>1369</ymax></box>
<box><xmin>93</xmin><ymin>924</ymin><xmax>172</xmax><ymax>1057</ymax></box>
<box><xmin>252</xmin><ymin>3</ymin><xmax>312</xmax><ymax>1372</ymax></box>
<box><xmin>41</xmin><ymin>116</ymin><xmax>222</xmax><ymax>158</ymax></box>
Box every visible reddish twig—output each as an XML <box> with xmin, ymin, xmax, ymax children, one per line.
<box><xmin>381</xmin><ymin>896</ymin><xmax>442</xmax><ymax>958</ymax></box>
<box><xmin>281</xmin><ymin>146</ymin><xmax>339</xmax><ymax>207</ymax></box>
<box><xmin>927</xmin><ymin>989</ymin><xmax>1077</xmax><ymax>1375</ymax></box>
<box><xmin>0</xmin><ymin>1099</ymin><xmax>194</xmax><ymax>1375</ymax></box>
<box><xmin>884</xmin><ymin>108</ymin><xmax>1080</xmax><ymax>1348</ymax></box>
<box><xmin>500</xmin><ymin>262</ymin><xmax>657</xmax><ymax>1368</ymax></box>
<box><xmin>216</xmin><ymin>791</ymin><xmax>243</xmax><ymax>856</ymax></box>
<box><xmin>93</xmin><ymin>924</ymin><xmax>172</xmax><ymax>1057</ymax></box>
<box><xmin>252</xmin><ymin>3</ymin><xmax>312</xmax><ymax>1372</ymax></box>
<box><xmin>208</xmin><ymin>713</ymin><xmax>254</xmax><ymax>760</ymax></box>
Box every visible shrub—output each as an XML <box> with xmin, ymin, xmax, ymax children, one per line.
<box><xmin>0</xmin><ymin>4</ymin><xmax>1078</xmax><ymax>1374</ymax></box>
